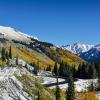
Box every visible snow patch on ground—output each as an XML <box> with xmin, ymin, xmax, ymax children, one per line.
<box><xmin>38</xmin><ymin>74</ymin><xmax>98</xmax><ymax>92</ymax></box>
<box><xmin>0</xmin><ymin>67</ymin><xmax>32</xmax><ymax>100</ymax></box>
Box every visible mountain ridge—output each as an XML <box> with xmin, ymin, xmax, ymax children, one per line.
<box><xmin>0</xmin><ymin>26</ymin><xmax>38</xmax><ymax>42</ymax></box>
<box><xmin>62</xmin><ymin>43</ymin><xmax>100</xmax><ymax>62</ymax></box>
<box><xmin>61</xmin><ymin>43</ymin><xmax>94</xmax><ymax>55</ymax></box>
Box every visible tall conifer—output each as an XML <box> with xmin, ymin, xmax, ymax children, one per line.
<box><xmin>9</xmin><ymin>46</ymin><xmax>12</xmax><ymax>59</ymax></box>
<box><xmin>55</xmin><ymin>76</ymin><xmax>61</xmax><ymax>100</ymax></box>
<box><xmin>66</xmin><ymin>68</ymin><xmax>75</xmax><ymax>100</ymax></box>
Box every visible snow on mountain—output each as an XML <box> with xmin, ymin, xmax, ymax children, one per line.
<box><xmin>62</xmin><ymin>43</ymin><xmax>100</xmax><ymax>61</ymax></box>
<box><xmin>0</xmin><ymin>26</ymin><xmax>38</xmax><ymax>42</ymax></box>
<box><xmin>80</xmin><ymin>44</ymin><xmax>100</xmax><ymax>61</ymax></box>
<box><xmin>62</xmin><ymin>43</ymin><xmax>94</xmax><ymax>55</ymax></box>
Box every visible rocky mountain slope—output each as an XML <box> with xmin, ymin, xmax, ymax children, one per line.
<box><xmin>0</xmin><ymin>65</ymin><xmax>54</xmax><ymax>100</ymax></box>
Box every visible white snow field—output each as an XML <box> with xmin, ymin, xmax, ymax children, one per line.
<box><xmin>0</xmin><ymin>26</ymin><xmax>38</xmax><ymax>42</ymax></box>
<box><xmin>37</xmin><ymin>72</ymin><xmax>98</xmax><ymax>92</ymax></box>
<box><xmin>0</xmin><ymin>66</ymin><xmax>32</xmax><ymax>100</ymax></box>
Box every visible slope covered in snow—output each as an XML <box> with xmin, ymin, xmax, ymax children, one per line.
<box><xmin>36</xmin><ymin>72</ymin><xmax>98</xmax><ymax>92</ymax></box>
<box><xmin>0</xmin><ymin>66</ymin><xmax>32</xmax><ymax>100</ymax></box>
<box><xmin>0</xmin><ymin>26</ymin><xmax>38</xmax><ymax>42</ymax></box>
<box><xmin>0</xmin><ymin>65</ymin><xmax>55</xmax><ymax>100</ymax></box>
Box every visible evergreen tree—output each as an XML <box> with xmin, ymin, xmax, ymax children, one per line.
<box><xmin>72</xmin><ymin>65</ymin><xmax>77</xmax><ymax>78</ymax></box>
<box><xmin>6</xmin><ymin>59</ymin><xmax>10</xmax><ymax>65</ymax></box>
<box><xmin>48</xmin><ymin>65</ymin><xmax>51</xmax><ymax>71</ymax></box>
<box><xmin>53</xmin><ymin>62</ymin><xmax>58</xmax><ymax>76</ymax></box>
<box><xmin>88</xmin><ymin>81</ymin><xmax>95</xmax><ymax>91</ymax></box>
<box><xmin>66</xmin><ymin>68</ymin><xmax>75</xmax><ymax>100</ymax></box>
<box><xmin>5</xmin><ymin>51</ymin><xmax>9</xmax><ymax>60</ymax></box>
<box><xmin>58</xmin><ymin>62</ymin><xmax>69</xmax><ymax>77</ymax></box>
<box><xmin>37</xmin><ymin>90</ymin><xmax>40</xmax><ymax>100</ymax></box>
<box><xmin>58</xmin><ymin>62</ymin><xmax>64</xmax><ymax>76</ymax></box>
<box><xmin>46</xmin><ymin>65</ymin><xmax>51</xmax><ymax>71</ymax></box>
<box><xmin>55</xmin><ymin>76</ymin><xmax>61</xmax><ymax>100</ymax></box>
<box><xmin>37</xmin><ymin>61</ymin><xmax>40</xmax><ymax>71</ymax></box>
<box><xmin>76</xmin><ymin>62</ymin><xmax>99</xmax><ymax>79</ymax></box>
<box><xmin>9</xmin><ymin>46</ymin><xmax>12</xmax><ymax>59</ymax></box>
<box><xmin>16</xmin><ymin>55</ymin><xmax>19</xmax><ymax>65</ymax></box>
<box><xmin>89</xmin><ymin>63</ymin><xmax>97</xmax><ymax>79</ymax></box>
<box><xmin>77</xmin><ymin>64</ymin><xmax>82</xmax><ymax>78</ymax></box>
<box><xmin>33</xmin><ymin>63</ymin><xmax>39</xmax><ymax>75</ymax></box>
<box><xmin>79</xmin><ymin>63</ymin><xmax>86</xmax><ymax>79</ymax></box>
<box><xmin>97</xmin><ymin>65</ymin><xmax>100</xmax><ymax>91</ymax></box>
<box><xmin>1</xmin><ymin>47</ymin><xmax>6</xmax><ymax>61</ymax></box>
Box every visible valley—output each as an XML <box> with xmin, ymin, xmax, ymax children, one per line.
<box><xmin>0</xmin><ymin>26</ymin><xmax>99</xmax><ymax>100</ymax></box>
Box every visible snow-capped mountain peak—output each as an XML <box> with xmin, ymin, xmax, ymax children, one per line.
<box><xmin>0</xmin><ymin>26</ymin><xmax>38</xmax><ymax>42</ymax></box>
<box><xmin>62</xmin><ymin>43</ymin><xmax>94</xmax><ymax>55</ymax></box>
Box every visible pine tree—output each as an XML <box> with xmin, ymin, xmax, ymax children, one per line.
<box><xmin>97</xmin><ymin>65</ymin><xmax>100</xmax><ymax>91</ymax></box>
<box><xmin>89</xmin><ymin>63</ymin><xmax>97</xmax><ymax>79</ymax></box>
<box><xmin>37</xmin><ymin>90</ymin><xmax>40</xmax><ymax>100</ymax></box>
<box><xmin>34</xmin><ymin>63</ymin><xmax>39</xmax><ymax>75</ymax></box>
<box><xmin>72</xmin><ymin>65</ymin><xmax>77</xmax><ymax>78</ymax></box>
<box><xmin>1</xmin><ymin>47</ymin><xmax>6</xmax><ymax>61</ymax></box>
<box><xmin>48</xmin><ymin>65</ymin><xmax>51</xmax><ymax>71</ymax></box>
<box><xmin>5</xmin><ymin>51</ymin><xmax>9</xmax><ymax>60</ymax></box>
<box><xmin>16</xmin><ymin>55</ymin><xmax>19</xmax><ymax>65</ymax></box>
<box><xmin>46</xmin><ymin>65</ymin><xmax>51</xmax><ymax>71</ymax></box>
<box><xmin>55</xmin><ymin>76</ymin><xmax>61</xmax><ymax>100</ymax></box>
<box><xmin>53</xmin><ymin>62</ymin><xmax>58</xmax><ymax>76</ymax></box>
<box><xmin>59</xmin><ymin>62</ymin><xmax>65</xmax><ymax>77</ymax></box>
<box><xmin>66</xmin><ymin>68</ymin><xmax>75</xmax><ymax>100</ymax></box>
<box><xmin>37</xmin><ymin>61</ymin><xmax>39</xmax><ymax>71</ymax></box>
<box><xmin>58</xmin><ymin>62</ymin><xmax>70</xmax><ymax>77</ymax></box>
<box><xmin>88</xmin><ymin>81</ymin><xmax>95</xmax><ymax>91</ymax></box>
<box><xmin>9</xmin><ymin>46</ymin><xmax>12</xmax><ymax>59</ymax></box>
<box><xmin>6</xmin><ymin>58</ymin><xmax>10</xmax><ymax>65</ymax></box>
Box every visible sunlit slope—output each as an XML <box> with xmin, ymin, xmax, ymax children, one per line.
<box><xmin>11</xmin><ymin>46</ymin><xmax>55</xmax><ymax>69</ymax></box>
<box><xmin>40</xmin><ymin>46</ymin><xmax>85</xmax><ymax>67</ymax></box>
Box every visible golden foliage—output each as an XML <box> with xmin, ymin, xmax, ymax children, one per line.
<box><xmin>76</xmin><ymin>92</ymin><xmax>98</xmax><ymax>100</ymax></box>
<box><xmin>0</xmin><ymin>59</ymin><xmax>6</xmax><ymax>65</ymax></box>
<box><xmin>12</xmin><ymin>47</ymin><xmax>55</xmax><ymax>69</ymax></box>
<box><xmin>42</xmin><ymin>47</ymin><xmax>85</xmax><ymax>68</ymax></box>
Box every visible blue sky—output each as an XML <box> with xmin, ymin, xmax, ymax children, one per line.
<box><xmin>0</xmin><ymin>0</ymin><xmax>100</xmax><ymax>45</ymax></box>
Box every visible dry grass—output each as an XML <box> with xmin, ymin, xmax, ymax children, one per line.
<box><xmin>77</xmin><ymin>92</ymin><xmax>98</xmax><ymax>100</ymax></box>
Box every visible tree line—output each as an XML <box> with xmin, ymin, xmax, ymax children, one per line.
<box><xmin>53</xmin><ymin>62</ymin><xmax>100</xmax><ymax>79</ymax></box>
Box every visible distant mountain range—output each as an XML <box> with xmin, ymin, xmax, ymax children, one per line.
<box><xmin>62</xmin><ymin>43</ymin><xmax>100</xmax><ymax>62</ymax></box>
<box><xmin>61</xmin><ymin>43</ymin><xmax>94</xmax><ymax>55</ymax></box>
